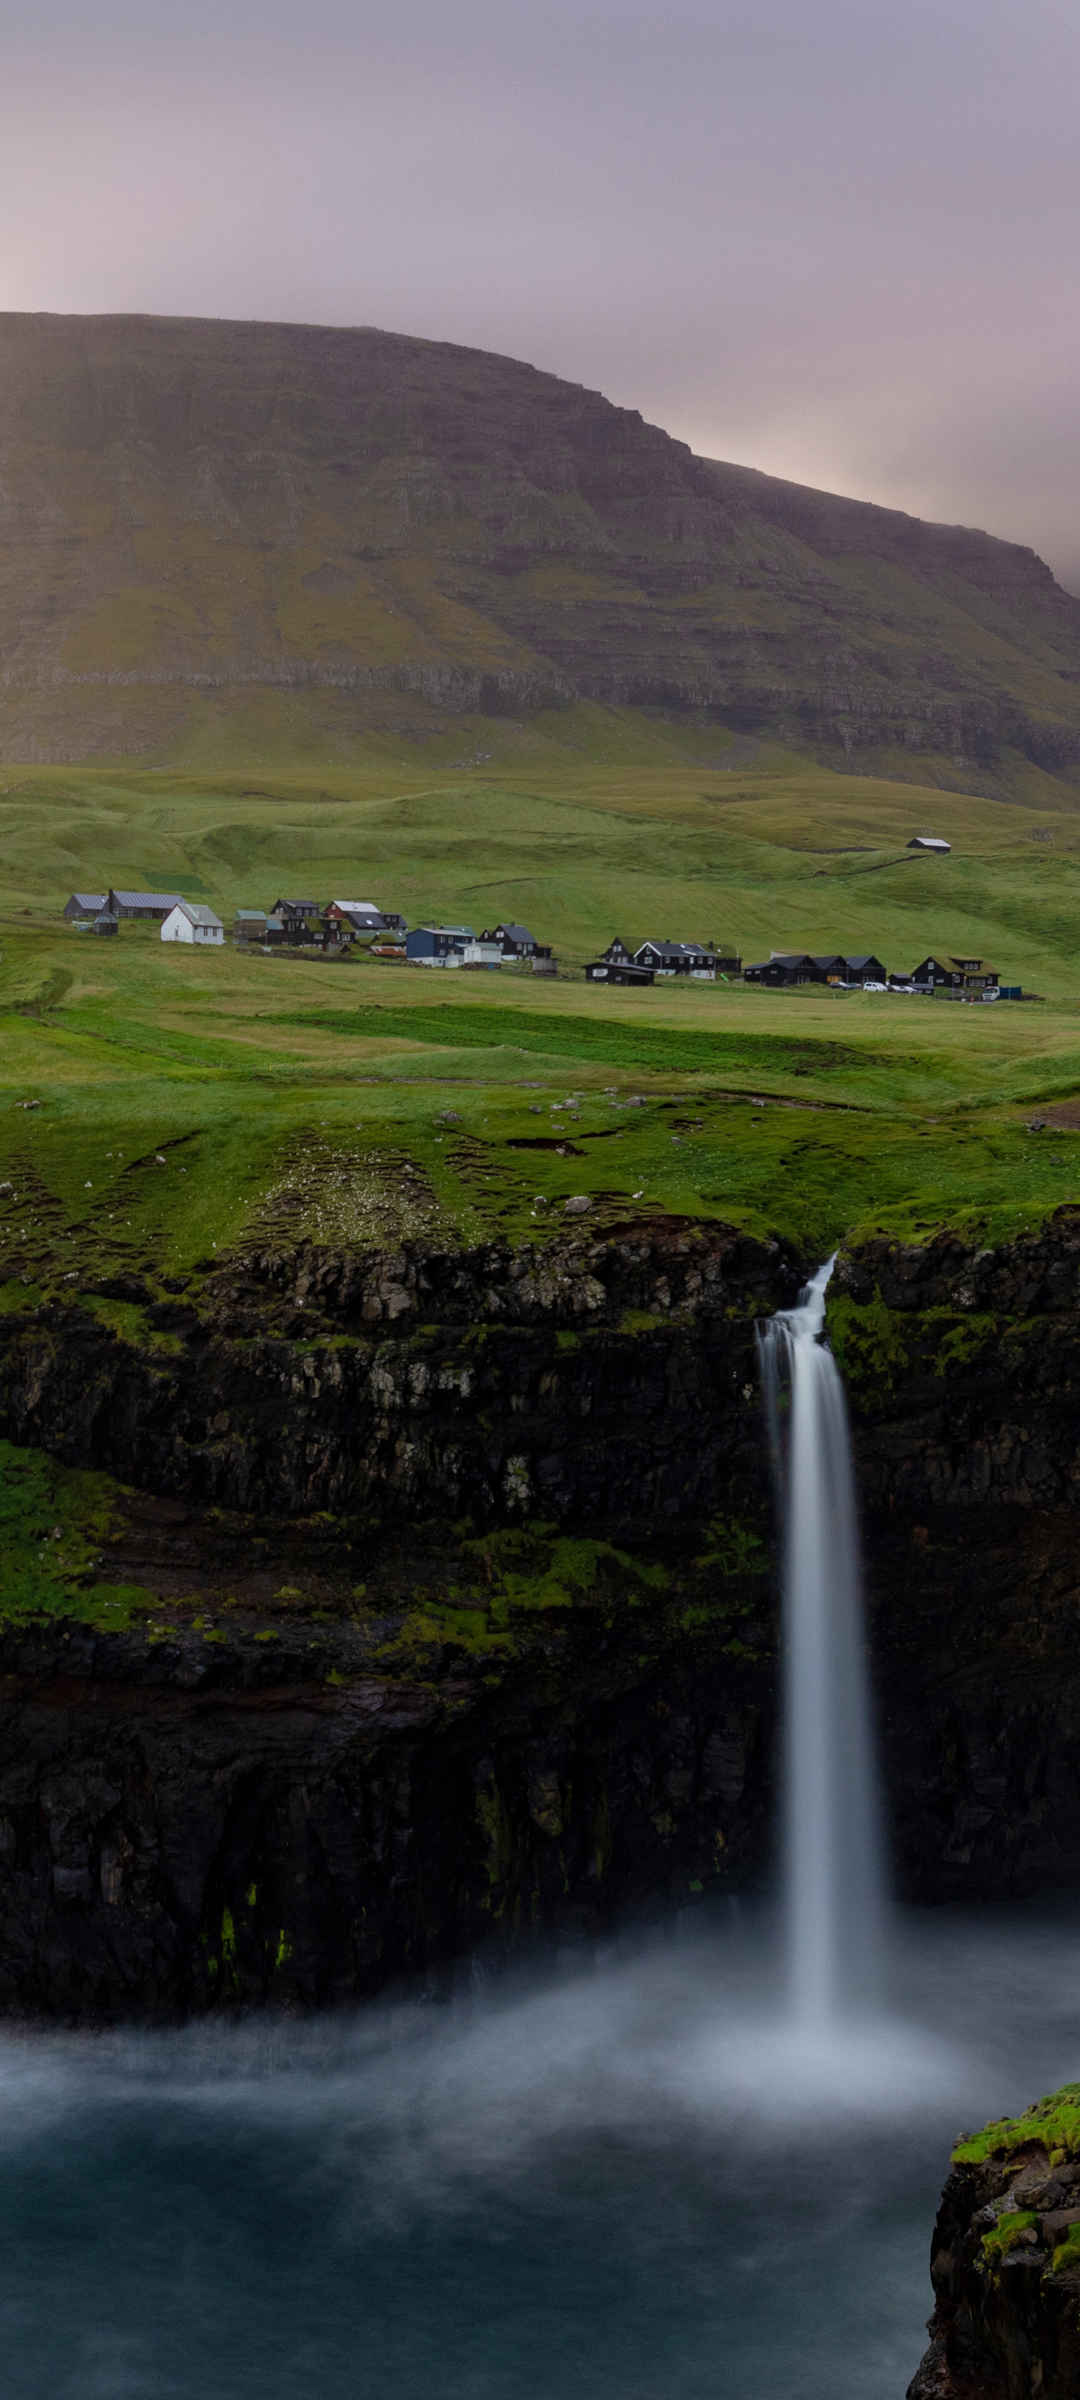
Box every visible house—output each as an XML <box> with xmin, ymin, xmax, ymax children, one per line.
<box><xmin>809</xmin><ymin>955</ymin><xmax>848</xmax><ymax>982</ymax></box>
<box><xmin>324</xmin><ymin>900</ymin><xmax>393</xmax><ymax>941</ymax></box>
<box><xmin>584</xmin><ymin>957</ymin><xmax>656</xmax><ymax>985</ymax></box>
<box><xmin>405</xmin><ymin>925</ymin><xmax>473</xmax><ymax>966</ymax></box>
<box><xmin>92</xmin><ymin>911</ymin><xmax>119</xmax><ymax>937</ymax></box>
<box><xmin>950</xmin><ymin>955</ymin><xmax>998</xmax><ymax>995</ymax></box>
<box><xmin>481</xmin><ymin>921</ymin><xmax>553</xmax><ymax>963</ymax></box>
<box><xmin>599</xmin><ymin>938</ymin><xmax>635</xmax><ymax>966</ymax></box>
<box><xmin>910</xmin><ymin>955</ymin><xmax>954</xmax><ymax>990</ymax></box>
<box><xmin>271</xmin><ymin>899</ymin><xmax>322</xmax><ymax>943</ymax></box>
<box><xmin>233</xmin><ymin>909</ymin><xmax>269</xmax><ymax>943</ymax></box>
<box><xmin>908</xmin><ymin>835</ymin><xmax>951</xmax><ymax>852</ymax></box>
<box><xmin>633</xmin><ymin>940</ymin><xmax>717</xmax><ymax>979</ymax></box>
<box><xmin>842</xmin><ymin>954</ymin><xmax>888</xmax><ymax>986</ymax></box>
<box><xmin>461</xmin><ymin>937</ymin><xmax>504</xmax><ymax>969</ymax></box>
<box><xmin>161</xmin><ymin>902</ymin><xmax>225</xmax><ymax>946</ymax></box>
<box><xmin>63</xmin><ymin>893</ymin><xmax>107</xmax><ymax>922</ymax></box>
<box><xmin>107</xmin><ymin>888</ymin><xmax>185</xmax><ymax>922</ymax></box>
<box><xmin>743</xmin><ymin>954</ymin><xmax>817</xmax><ymax>987</ymax></box>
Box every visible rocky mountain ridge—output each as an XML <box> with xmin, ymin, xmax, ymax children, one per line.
<box><xmin>2</xmin><ymin>311</ymin><xmax>1080</xmax><ymax>779</ymax></box>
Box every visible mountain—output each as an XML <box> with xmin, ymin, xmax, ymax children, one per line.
<box><xmin>2</xmin><ymin>308</ymin><xmax>1080</xmax><ymax>787</ymax></box>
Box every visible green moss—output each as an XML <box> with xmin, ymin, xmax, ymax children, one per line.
<box><xmin>693</xmin><ymin>1512</ymin><xmax>767</xmax><ymax>1576</ymax></box>
<box><xmin>0</xmin><ymin>1279</ymin><xmax>43</xmax><ymax>1314</ymax></box>
<box><xmin>476</xmin><ymin>1778</ymin><xmax>514</xmax><ymax>1905</ymax></box>
<box><xmin>980</xmin><ymin>2210</ymin><xmax>1038</xmax><ymax>2264</ymax></box>
<box><xmin>0</xmin><ymin>1438</ymin><xmax>154</xmax><ymax>1626</ymax></box>
<box><xmin>927</xmin><ymin>1309</ymin><xmax>998</xmax><ymax>1371</ymax></box>
<box><xmin>1051</xmin><ymin>2224</ymin><xmax>1080</xmax><ymax>2275</ymax></box>
<box><xmin>825</xmin><ymin>1290</ymin><xmax>912</xmax><ymax>1398</ymax></box>
<box><xmin>79</xmin><ymin>1295</ymin><xmax>184</xmax><ymax>1357</ymax></box>
<box><xmin>954</xmin><ymin>2084</ymin><xmax>1080</xmax><ymax>2166</ymax></box>
<box><xmin>591</xmin><ymin>1787</ymin><xmax>611</xmax><ymax>1879</ymax></box>
<box><xmin>382</xmin><ymin>1528</ymin><xmax>670</xmax><ymax>1667</ymax></box>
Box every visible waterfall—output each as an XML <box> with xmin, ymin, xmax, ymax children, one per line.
<box><xmin>758</xmin><ymin>1258</ymin><xmax>887</xmax><ymax>2024</ymax></box>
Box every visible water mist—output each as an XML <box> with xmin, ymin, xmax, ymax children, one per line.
<box><xmin>759</xmin><ymin>1257</ymin><xmax>888</xmax><ymax>2024</ymax></box>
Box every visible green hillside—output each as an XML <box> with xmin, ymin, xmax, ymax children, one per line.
<box><xmin>2</xmin><ymin>759</ymin><xmax>1079</xmax><ymax>1290</ymax></box>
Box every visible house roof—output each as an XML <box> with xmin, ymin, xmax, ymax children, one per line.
<box><xmin>911</xmin><ymin>834</ymin><xmax>951</xmax><ymax>848</ymax></box>
<box><xmin>333</xmin><ymin>899</ymin><xmax>380</xmax><ymax>915</ymax></box>
<box><xmin>496</xmin><ymin>922</ymin><xmax>535</xmax><ymax>943</ymax></box>
<box><xmin>235</xmin><ymin>908</ymin><xmax>267</xmax><ymax>921</ymax></box>
<box><xmin>111</xmin><ymin>889</ymin><xmax>185</xmax><ymax>909</ymax></box>
<box><xmin>70</xmin><ymin>892</ymin><xmax>106</xmax><ymax>911</ymax></box>
<box><xmin>173</xmin><ymin>901</ymin><xmax>223</xmax><ymax>929</ymax></box>
<box><xmin>844</xmin><ymin>955</ymin><xmax>882</xmax><ymax>969</ymax></box>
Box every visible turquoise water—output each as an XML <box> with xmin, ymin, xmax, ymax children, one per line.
<box><xmin>0</xmin><ymin>1908</ymin><xmax>1076</xmax><ymax>2399</ymax></box>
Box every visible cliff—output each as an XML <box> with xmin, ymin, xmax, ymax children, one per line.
<box><xmin>909</xmin><ymin>2089</ymin><xmax>1080</xmax><ymax>2398</ymax></box>
<box><xmin>2</xmin><ymin>1211</ymin><xmax>1080</xmax><ymax>2016</ymax></box>
<box><xmin>1</xmin><ymin>311</ymin><xmax>1079</xmax><ymax>782</ymax></box>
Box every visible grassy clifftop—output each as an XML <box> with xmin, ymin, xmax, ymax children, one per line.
<box><xmin>2</xmin><ymin>758</ymin><xmax>1080</xmax><ymax>1274</ymax></box>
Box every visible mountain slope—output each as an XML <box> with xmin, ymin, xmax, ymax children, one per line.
<box><xmin>2</xmin><ymin>309</ymin><xmax>1080</xmax><ymax>785</ymax></box>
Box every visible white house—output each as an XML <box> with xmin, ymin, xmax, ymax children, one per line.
<box><xmin>461</xmin><ymin>938</ymin><xmax>504</xmax><ymax>969</ymax></box>
<box><xmin>160</xmin><ymin>902</ymin><xmax>224</xmax><ymax>946</ymax></box>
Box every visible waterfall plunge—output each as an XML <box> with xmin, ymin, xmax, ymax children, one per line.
<box><xmin>758</xmin><ymin>1258</ymin><xmax>888</xmax><ymax>2025</ymax></box>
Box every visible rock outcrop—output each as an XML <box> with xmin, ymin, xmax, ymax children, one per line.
<box><xmin>909</xmin><ymin>2090</ymin><xmax>1080</xmax><ymax>2399</ymax></box>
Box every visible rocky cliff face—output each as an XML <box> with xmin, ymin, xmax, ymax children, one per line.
<box><xmin>1</xmin><ymin>311</ymin><xmax>1079</xmax><ymax>779</ymax></box>
<box><xmin>909</xmin><ymin>2091</ymin><xmax>1080</xmax><ymax>2398</ymax></box>
<box><xmin>1</xmin><ymin>1212</ymin><xmax>1080</xmax><ymax>2018</ymax></box>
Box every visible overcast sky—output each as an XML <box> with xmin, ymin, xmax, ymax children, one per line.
<box><xmin>4</xmin><ymin>0</ymin><xmax>1079</xmax><ymax>584</ymax></box>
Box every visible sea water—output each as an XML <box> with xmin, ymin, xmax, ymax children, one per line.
<box><xmin>0</xmin><ymin>1904</ymin><xmax>1076</xmax><ymax>2398</ymax></box>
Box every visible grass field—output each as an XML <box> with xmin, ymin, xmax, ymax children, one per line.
<box><xmin>2</xmin><ymin>754</ymin><xmax>1079</xmax><ymax>1283</ymax></box>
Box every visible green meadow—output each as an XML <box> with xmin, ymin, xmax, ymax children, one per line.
<box><xmin>2</xmin><ymin>751</ymin><xmax>1080</xmax><ymax>1283</ymax></box>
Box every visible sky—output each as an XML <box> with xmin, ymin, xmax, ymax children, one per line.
<box><xmin>4</xmin><ymin>0</ymin><xmax>1079</xmax><ymax>584</ymax></box>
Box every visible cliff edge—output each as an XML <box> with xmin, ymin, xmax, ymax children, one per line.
<box><xmin>909</xmin><ymin>2089</ymin><xmax>1080</xmax><ymax>2399</ymax></box>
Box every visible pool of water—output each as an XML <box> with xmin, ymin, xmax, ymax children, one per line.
<box><xmin>0</xmin><ymin>1905</ymin><xmax>1077</xmax><ymax>2399</ymax></box>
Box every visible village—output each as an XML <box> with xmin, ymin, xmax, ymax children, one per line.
<box><xmin>59</xmin><ymin>887</ymin><xmax>1019</xmax><ymax>998</ymax></box>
